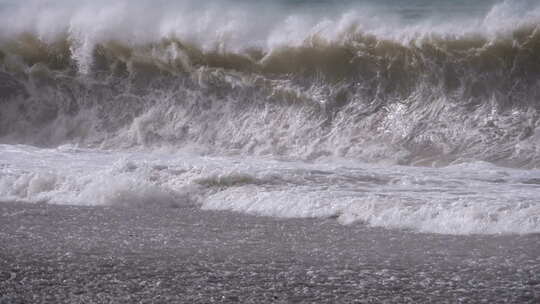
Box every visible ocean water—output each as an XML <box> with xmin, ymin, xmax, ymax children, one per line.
<box><xmin>0</xmin><ymin>0</ymin><xmax>539</xmax><ymax>235</ymax></box>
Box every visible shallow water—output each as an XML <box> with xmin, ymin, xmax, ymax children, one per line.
<box><xmin>1</xmin><ymin>201</ymin><xmax>539</xmax><ymax>303</ymax></box>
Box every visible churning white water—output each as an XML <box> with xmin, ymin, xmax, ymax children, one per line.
<box><xmin>1</xmin><ymin>144</ymin><xmax>539</xmax><ymax>235</ymax></box>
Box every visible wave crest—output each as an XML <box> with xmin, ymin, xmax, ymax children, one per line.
<box><xmin>1</xmin><ymin>4</ymin><xmax>540</xmax><ymax>167</ymax></box>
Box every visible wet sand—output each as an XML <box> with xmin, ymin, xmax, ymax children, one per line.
<box><xmin>0</xmin><ymin>201</ymin><xmax>539</xmax><ymax>303</ymax></box>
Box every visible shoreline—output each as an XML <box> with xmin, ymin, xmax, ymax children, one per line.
<box><xmin>1</xmin><ymin>201</ymin><xmax>539</xmax><ymax>303</ymax></box>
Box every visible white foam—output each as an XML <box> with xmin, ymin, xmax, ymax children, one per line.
<box><xmin>338</xmin><ymin>195</ymin><xmax>540</xmax><ymax>235</ymax></box>
<box><xmin>2</xmin><ymin>145</ymin><xmax>538</xmax><ymax>235</ymax></box>
<box><xmin>0</xmin><ymin>146</ymin><xmax>192</xmax><ymax>206</ymax></box>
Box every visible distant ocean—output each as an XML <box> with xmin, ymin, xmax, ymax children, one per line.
<box><xmin>0</xmin><ymin>0</ymin><xmax>539</xmax><ymax>234</ymax></box>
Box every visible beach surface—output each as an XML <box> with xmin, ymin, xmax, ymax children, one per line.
<box><xmin>0</xmin><ymin>201</ymin><xmax>539</xmax><ymax>303</ymax></box>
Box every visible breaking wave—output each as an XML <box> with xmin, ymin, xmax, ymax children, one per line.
<box><xmin>1</xmin><ymin>0</ymin><xmax>540</xmax><ymax>167</ymax></box>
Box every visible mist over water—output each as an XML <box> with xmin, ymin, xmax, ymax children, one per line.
<box><xmin>0</xmin><ymin>0</ymin><xmax>539</xmax><ymax>234</ymax></box>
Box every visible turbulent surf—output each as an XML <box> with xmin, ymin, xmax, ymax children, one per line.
<box><xmin>0</xmin><ymin>0</ymin><xmax>539</xmax><ymax>234</ymax></box>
